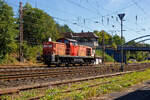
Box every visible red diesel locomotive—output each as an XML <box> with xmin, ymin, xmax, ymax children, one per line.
<box><xmin>43</xmin><ymin>38</ymin><xmax>95</xmax><ymax>66</ymax></box>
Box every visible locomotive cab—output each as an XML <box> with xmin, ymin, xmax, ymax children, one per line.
<box><xmin>57</xmin><ymin>38</ymin><xmax>78</xmax><ymax>56</ymax></box>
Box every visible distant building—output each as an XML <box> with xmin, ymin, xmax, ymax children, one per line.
<box><xmin>63</xmin><ymin>32</ymin><xmax>99</xmax><ymax>48</ymax></box>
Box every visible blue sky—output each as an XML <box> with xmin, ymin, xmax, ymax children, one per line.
<box><xmin>5</xmin><ymin>0</ymin><xmax>150</xmax><ymax>43</ymax></box>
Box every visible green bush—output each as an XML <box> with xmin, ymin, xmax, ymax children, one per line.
<box><xmin>73</xmin><ymin>92</ymin><xmax>84</xmax><ymax>100</ymax></box>
<box><xmin>95</xmin><ymin>50</ymin><xmax>114</xmax><ymax>62</ymax></box>
<box><xmin>23</xmin><ymin>43</ymin><xmax>42</xmax><ymax>63</ymax></box>
<box><xmin>0</xmin><ymin>53</ymin><xmax>17</xmax><ymax>64</ymax></box>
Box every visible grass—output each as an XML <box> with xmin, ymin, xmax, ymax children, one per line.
<box><xmin>1</xmin><ymin>68</ymin><xmax>150</xmax><ymax>100</ymax></box>
<box><xmin>95</xmin><ymin>50</ymin><xmax>114</xmax><ymax>62</ymax></box>
<box><xmin>128</xmin><ymin>60</ymin><xmax>150</xmax><ymax>64</ymax></box>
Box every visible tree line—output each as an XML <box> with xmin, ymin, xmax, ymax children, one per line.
<box><xmin>0</xmin><ymin>1</ymin><xmax>72</xmax><ymax>64</ymax></box>
<box><xmin>94</xmin><ymin>30</ymin><xmax>150</xmax><ymax>62</ymax></box>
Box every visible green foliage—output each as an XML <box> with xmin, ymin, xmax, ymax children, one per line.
<box><xmin>3</xmin><ymin>69</ymin><xmax>150</xmax><ymax>100</ymax></box>
<box><xmin>72</xmin><ymin>92</ymin><xmax>84</xmax><ymax>100</ymax></box>
<box><xmin>0</xmin><ymin>0</ymin><xmax>18</xmax><ymax>61</ymax></box>
<box><xmin>94</xmin><ymin>30</ymin><xmax>112</xmax><ymax>45</ymax></box>
<box><xmin>111</xmin><ymin>42</ymin><xmax>117</xmax><ymax>49</ymax></box>
<box><xmin>136</xmin><ymin>52</ymin><xmax>144</xmax><ymax>61</ymax></box>
<box><xmin>94</xmin><ymin>30</ymin><xmax>125</xmax><ymax>45</ymax></box>
<box><xmin>43</xmin><ymin>88</ymin><xmax>60</xmax><ymax>100</ymax></box>
<box><xmin>1</xmin><ymin>53</ymin><xmax>17</xmax><ymax>64</ymax></box>
<box><xmin>84</xmin><ymin>88</ymin><xmax>97</xmax><ymax>98</ymax></box>
<box><xmin>120</xmin><ymin>81</ymin><xmax>133</xmax><ymax>87</ymax></box>
<box><xmin>126</xmin><ymin>40</ymin><xmax>137</xmax><ymax>46</ymax></box>
<box><xmin>23</xmin><ymin>3</ymin><xmax>59</xmax><ymax>44</ymax></box>
<box><xmin>20</xmin><ymin>91</ymin><xmax>36</xmax><ymax>99</ymax></box>
<box><xmin>0</xmin><ymin>95</ymin><xmax>10</xmax><ymax>100</ymax></box>
<box><xmin>0</xmin><ymin>2</ymin><xmax>74</xmax><ymax>64</ymax></box>
<box><xmin>127</xmin><ymin>51</ymin><xmax>150</xmax><ymax>62</ymax></box>
<box><xmin>94</xmin><ymin>30</ymin><xmax>125</xmax><ymax>46</ymax></box>
<box><xmin>95</xmin><ymin>50</ymin><xmax>114</xmax><ymax>62</ymax></box>
<box><xmin>46</xmin><ymin>88</ymin><xmax>60</xmax><ymax>95</ymax></box>
<box><xmin>23</xmin><ymin>43</ymin><xmax>42</xmax><ymax>62</ymax></box>
<box><xmin>112</xmin><ymin>34</ymin><xmax>125</xmax><ymax>45</ymax></box>
<box><xmin>56</xmin><ymin>24</ymin><xmax>73</xmax><ymax>33</ymax></box>
<box><xmin>23</xmin><ymin>3</ymin><xmax>73</xmax><ymax>45</ymax></box>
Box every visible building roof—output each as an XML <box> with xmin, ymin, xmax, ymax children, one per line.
<box><xmin>63</xmin><ymin>32</ymin><xmax>99</xmax><ymax>39</ymax></box>
<box><xmin>73</xmin><ymin>32</ymin><xmax>98</xmax><ymax>38</ymax></box>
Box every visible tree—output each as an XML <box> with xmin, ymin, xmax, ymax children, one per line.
<box><xmin>23</xmin><ymin>3</ymin><xmax>59</xmax><ymax>45</ymax></box>
<box><xmin>94</xmin><ymin>30</ymin><xmax>112</xmax><ymax>45</ymax></box>
<box><xmin>112</xmin><ymin>34</ymin><xmax>125</xmax><ymax>45</ymax></box>
<box><xmin>56</xmin><ymin>24</ymin><xmax>73</xmax><ymax>38</ymax></box>
<box><xmin>63</xmin><ymin>24</ymin><xmax>73</xmax><ymax>32</ymax></box>
<box><xmin>0</xmin><ymin>0</ymin><xmax>17</xmax><ymax>60</ymax></box>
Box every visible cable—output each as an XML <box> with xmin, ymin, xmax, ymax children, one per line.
<box><xmin>65</xmin><ymin>0</ymin><xmax>97</xmax><ymax>14</ymax></box>
<box><xmin>17</xmin><ymin>10</ymin><xmax>92</xmax><ymax>32</ymax></box>
<box><xmin>9</xmin><ymin>0</ymin><xmax>135</xmax><ymax>31</ymax></box>
<box><xmin>133</xmin><ymin>0</ymin><xmax>150</xmax><ymax>19</ymax></box>
<box><xmin>24</xmin><ymin>1</ymin><xmax>95</xmax><ymax>30</ymax></box>
<box><xmin>21</xmin><ymin>6</ymin><xmax>93</xmax><ymax>31</ymax></box>
<box><xmin>6</xmin><ymin>0</ymin><xmax>18</xmax><ymax>7</ymax></box>
<box><xmin>8</xmin><ymin>0</ymin><xmax>148</xmax><ymax>40</ymax></box>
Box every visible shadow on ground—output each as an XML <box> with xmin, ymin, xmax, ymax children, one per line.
<box><xmin>115</xmin><ymin>87</ymin><xmax>150</xmax><ymax>100</ymax></box>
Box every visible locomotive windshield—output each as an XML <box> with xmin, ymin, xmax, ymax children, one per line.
<box><xmin>64</xmin><ymin>40</ymin><xmax>69</xmax><ymax>44</ymax></box>
<box><xmin>72</xmin><ymin>42</ymin><xmax>78</xmax><ymax>46</ymax></box>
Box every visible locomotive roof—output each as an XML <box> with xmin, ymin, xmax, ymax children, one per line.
<box><xmin>57</xmin><ymin>38</ymin><xmax>77</xmax><ymax>42</ymax></box>
<box><xmin>65</xmin><ymin>38</ymin><xmax>77</xmax><ymax>42</ymax></box>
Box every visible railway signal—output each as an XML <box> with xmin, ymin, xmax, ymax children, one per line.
<box><xmin>118</xmin><ymin>13</ymin><xmax>125</xmax><ymax>71</ymax></box>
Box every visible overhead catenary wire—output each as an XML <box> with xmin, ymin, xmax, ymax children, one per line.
<box><xmin>133</xmin><ymin>0</ymin><xmax>150</xmax><ymax>19</ymax></box>
<box><xmin>5</xmin><ymin>0</ymin><xmax>150</xmax><ymax>44</ymax></box>
<box><xmin>21</xmin><ymin>7</ymin><xmax>93</xmax><ymax>31</ymax></box>
<box><xmin>65</xmin><ymin>0</ymin><xmax>98</xmax><ymax>14</ymax></box>
<box><xmin>8</xmin><ymin>0</ymin><xmax>138</xmax><ymax>32</ymax></box>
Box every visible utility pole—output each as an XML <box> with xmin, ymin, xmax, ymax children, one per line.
<box><xmin>19</xmin><ymin>2</ymin><xmax>24</xmax><ymax>62</ymax></box>
<box><xmin>102</xmin><ymin>30</ymin><xmax>105</xmax><ymax>64</ymax></box>
<box><xmin>118</xmin><ymin>13</ymin><xmax>125</xmax><ymax>71</ymax></box>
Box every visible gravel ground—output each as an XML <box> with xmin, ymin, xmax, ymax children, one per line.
<box><xmin>1</xmin><ymin>63</ymin><xmax>150</xmax><ymax>89</ymax></box>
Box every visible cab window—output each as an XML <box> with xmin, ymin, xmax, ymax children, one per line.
<box><xmin>64</xmin><ymin>40</ymin><xmax>69</xmax><ymax>44</ymax></box>
<box><xmin>57</xmin><ymin>40</ymin><xmax>62</xmax><ymax>42</ymax></box>
<box><xmin>72</xmin><ymin>42</ymin><xmax>78</xmax><ymax>46</ymax></box>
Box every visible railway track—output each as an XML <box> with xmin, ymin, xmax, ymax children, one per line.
<box><xmin>27</xmin><ymin>70</ymin><xmax>145</xmax><ymax>100</ymax></box>
<box><xmin>0</xmin><ymin>63</ymin><xmax>148</xmax><ymax>79</ymax></box>
<box><xmin>0</xmin><ymin>63</ymin><xmax>150</xmax><ymax>96</ymax></box>
<box><xmin>0</xmin><ymin>63</ymin><xmax>149</xmax><ymax>82</ymax></box>
<box><xmin>0</xmin><ymin>69</ymin><xmax>146</xmax><ymax>96</ymax></box>
<box><xmin>0</xmin><ymin>65</ymin><xmax>118</xmax><ymax>80</ymax></box>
